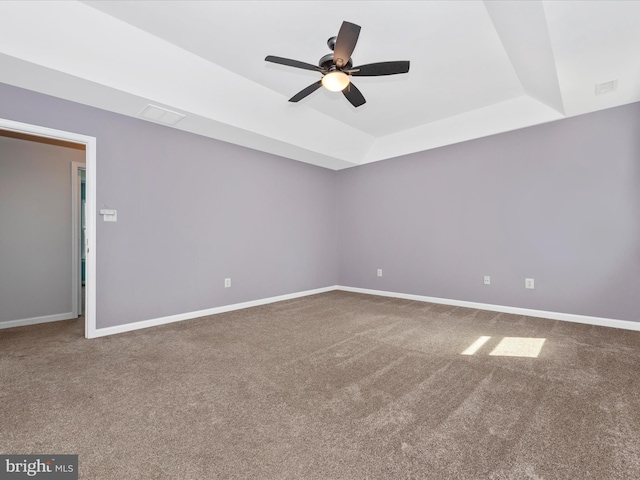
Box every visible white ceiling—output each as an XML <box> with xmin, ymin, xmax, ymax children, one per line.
<box><xmin>0</xmin><ymin>1</ymin><xmax>639</xmax><ymax>170</ymax></box>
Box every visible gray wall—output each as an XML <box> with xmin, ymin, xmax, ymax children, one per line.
<box><xmin>1</xmin><ymin>81</ymin><xmax>638</xmax><ymax>330</ymax></box>
<box><xmin>0</xmin><ymin>135</ymin><xmax>85</xmax><ymax>323</ymax></box>
<box><xmin>337</xmin><ymin>103</ymin><xmax>640</xmax><ymax>322</ymax></box>
<box><xmin>0</xmin><ymin>83</ymin><xmax>337</xmax><ymax>329</ymax></box>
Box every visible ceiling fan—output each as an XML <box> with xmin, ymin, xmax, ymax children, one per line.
<box><xmin>265</xmin><ymin>21</ymin><xmax>410</xmax><ymax>108</ymax></box>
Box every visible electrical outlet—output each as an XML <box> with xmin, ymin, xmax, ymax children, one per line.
<box><xmin>377</xmin><ymin>269</ymin><xmax>382</xmax><ymax>277</ymax></box>
<box><xmin>525</xmin><ymin>278</ymin><xmax>535</xmax><ymax>289</ymax></box>
<box><xmin>224</xmin><ymin>278</ymin><xmax>231</xmax><ymax>288</ymax></box>
<box><xmin>484</xmin><ymin>275</ymin><xmax>491</xmax><ymax>285</ymax></box>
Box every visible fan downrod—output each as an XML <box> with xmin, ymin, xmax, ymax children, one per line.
<box><xmin>319</xmin><ymin>37</ymin><xmax>353</xmax><ymax>70</ymax></box>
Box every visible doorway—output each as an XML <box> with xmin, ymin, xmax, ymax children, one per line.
<box><xmin>72</xmin><ymin>161</ymin><xmax>86</xmax><ymax>318</ymax></box>
<box><xmin>0</xmin><ymin>118</ymin><xmax>97</xmax><ymax>338</ymax></box>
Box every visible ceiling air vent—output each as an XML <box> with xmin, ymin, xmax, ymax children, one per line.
<box><xmin>595</xmin><ymin>79</ymin><xmax>618</xmax><ymax>96</ymax></box>
<box><xmin>139</xmin><ymin>104</ymin><xmax>185</xmax><ymax>125</ymax></box>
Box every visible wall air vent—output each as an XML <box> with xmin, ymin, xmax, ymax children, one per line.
<box><xmin>595</xmin><ymin>79</ymin><xmax>618</xmax><ymax>96</ymax></box>
<box><xmin>139</xmin><ymin>104</ymin><xmax>186</xmax><ymax>125</ymax></box>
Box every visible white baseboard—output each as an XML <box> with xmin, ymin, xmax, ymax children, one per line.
<box><xmin>90</xmin><ymin>286</ymin><xmax>338</xmax><ymax>338</ymax></box>
<box><xmin>88</xmin><ymin>283</ymin><xmax>640</xmax><ymax>339</ymax></box>
<box><xmin>0</xmin><ymin>312</ymin><xmax>76</xmax><ymax>329</ymax></box>
<box><xmin>337</xmin><ymin>286</ymin><xmax>640</xmax><ymax>332</ymax></box>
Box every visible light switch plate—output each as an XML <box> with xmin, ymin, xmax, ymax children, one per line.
<box><xmin>99</xmin><ymin>209</ymin><xmax>117</xmax><ymax>222</ymax></box>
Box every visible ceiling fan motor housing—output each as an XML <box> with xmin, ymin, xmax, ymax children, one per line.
<box><xmin>322</xmin><ymin>36</ymin><xmax>354</xmax><ymax>70</ymax></box>
<box><xmin>319</xmin><ymin>53</ymin><xmax>352</xmax><ymax>71</ymax></box>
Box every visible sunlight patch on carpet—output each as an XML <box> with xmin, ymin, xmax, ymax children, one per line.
<box><xmin>461</xmin><ymin>336</ymin><xmax>492</xmax><ymax>355</ymax></box>
<box><xmin>489</xmin><ymin>337</ymin><xmax>546</xmax><ymax>357</ymax></box>
<box><xmin>461</xmin><ymin>336</ymin><xmax>546</xmax><ymax>357</ymax></box>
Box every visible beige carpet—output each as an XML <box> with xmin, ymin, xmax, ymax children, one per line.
<box><xmin>2</xmin><ymin>291</ymin><xmax>640</xmax><ymax>479</ymax></box>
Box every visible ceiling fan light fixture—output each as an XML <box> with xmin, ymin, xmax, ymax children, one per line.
<box><xmin>266</xmin><ymin>21</ymin><xmax>409</xmax><ymax>107</ymax></box>
<box><xmin>322</xmin><ymin>71</ymin><xmax>350</xmax><ymax>92</ymax></box>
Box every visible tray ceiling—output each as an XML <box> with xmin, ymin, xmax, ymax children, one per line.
<box><xmin>0</xmin><ymin>1</ymin><xmax>638</xmax><ymax>170</ymax></box>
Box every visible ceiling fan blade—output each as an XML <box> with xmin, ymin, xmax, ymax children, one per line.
<box><xmin>349</xmin><ymin>61</ymin><xmax>410</xmax><ymax>76</ymax></box>
<box><xmin>333</xmin><ymin>21</ymin><xmax>361</xmax><ymax>68</ymax></box>
<box><xmin>289</xmin><ymin>80</ymin><xmax>323</xmax><ymax>102</ymax></box>
<box><xmin>265</xmin><ymin>55</ymin><xmax>322</xmax><ymax>72</ymax></box>
<box><xmin>342</xmin><ymin>82</ymin><xmax>366</xmax><ymax>107</ymax></box>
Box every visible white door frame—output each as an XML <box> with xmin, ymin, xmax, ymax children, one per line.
<box><xmin>0</xmin><ymin>118</ymin><xmax>97</xmax><ymax>339</ymax></box>
<box><xmin>71</xmin><ymin>161</ymin><xmax>86</xmax><ymax>318</ymax></box>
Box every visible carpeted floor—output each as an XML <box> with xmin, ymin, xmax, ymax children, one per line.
<box><xmin>2</xmin><ymin>291</ymin><xmax>640</xmax><ymax>479</ymax></box>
